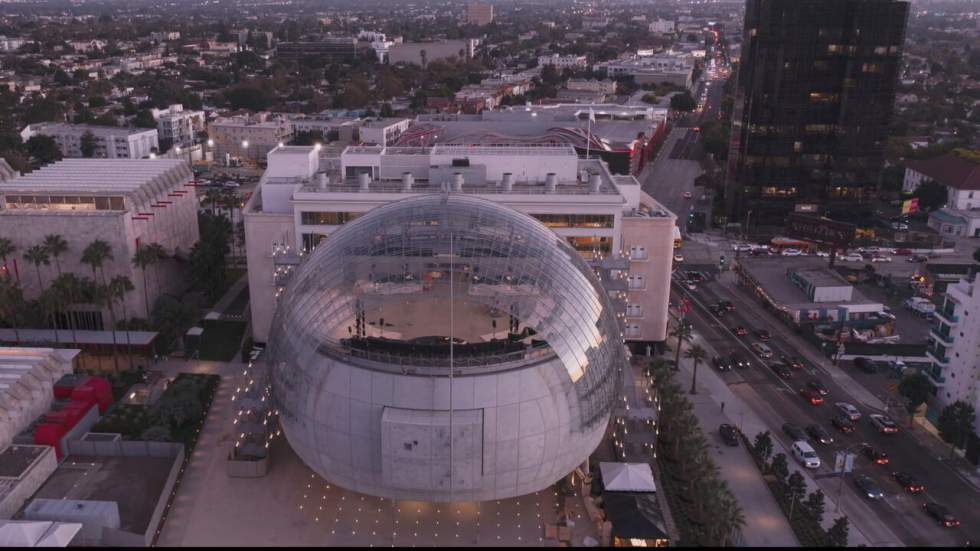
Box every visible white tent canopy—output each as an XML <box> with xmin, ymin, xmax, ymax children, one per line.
<box><xmin>600</xmin><ymin>462</ymin><xmax>657</xmax><ymax>493</ymax></box>
<box><xmin>0</xmin><ymin>520</ymin><xmax>82</xmax><ymax>547</ymax></box>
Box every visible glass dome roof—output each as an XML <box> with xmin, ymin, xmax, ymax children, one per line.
<box><xmin>268</xmin><ymin>193</ymin><xmax>624</xmax><ymax>427</ymax></box>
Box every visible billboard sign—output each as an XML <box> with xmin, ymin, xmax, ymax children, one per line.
<box><xmin>786</xmin><ymin>213</ymin><xmax>856</xmax><ymax>248</ymax></box>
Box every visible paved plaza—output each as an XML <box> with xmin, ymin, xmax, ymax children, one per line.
<box><xmin>157</xmin><ymin>357</ymin><xmax>600</xmax><ymax>547</ymax></box>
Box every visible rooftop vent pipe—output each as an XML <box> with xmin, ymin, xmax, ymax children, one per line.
<box><xmin>402</xmin><ymin>172</ymin><xmax>414</xmax><ymax>191</ymax></box>
<box><xmin>358</xmin><ymin>172</ymin><xmax>371</xmax><ymax>192</ymax></box>
<box><xmin>502</xmin><ymin>172</ymin><xmax>514</xmax><ymax>192</ymax></box>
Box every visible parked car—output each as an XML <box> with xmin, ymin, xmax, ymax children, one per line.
<box><xmin>806</xmin><ymin>424</ymin><xmax>834</xmax><ymax>445</ymax></box>
<box><xmin>673</xmin><ymin>253</ymin><xmax>684</xmax><ymax>262</ymax></box>
<box><xmin>770</xmin><ymin>362</ymin><xmax>793</xmax><ymax>379</ymax></box>
<box><xmin>871</xmin><ymin>255</ymin><xmax>893</xmax><ymax>263</ymax></box>
<box><xmin>781</xmin><ymin>248</ymin><xmax>803</xmax><ymax>256</ymax></box>
<box><xmin>782</xmin><ymin>423</ymin><xmax>808</xmax><ymax>442</ymax></box>
<box><xmin>892</xmin><ymin>471</ymin><xmax>924</xmax><ymax>494</ymax></box>
<box><xmin>719</xmin><ymin>424</ymin><xmax>740</xmax><ymax>446</ymax></box>
<box><xmin>907</xmin><ymin>254</ymin><xmax>928</xmax><ymax>263</ymax></box>
<box><xmin>730</xmin><ymin>325</ymin><xmax>748</xmax><ymax>337</ymax></box>
<box><xmin>855</xmin><ymin>475</ymin><xmax>885</xmax><ymax>500</ymax></box>
<box><xmin>853</xmin><ymin>357</ymin><xmax>876</xmax><ymax>373</ymax></box>
<box><xmin>755</xmin><ymin>329</ymin><xmax>771</xmax><ymax>340</ymax></box>
<box><xmin>891</xmin><ymin>222</ymin><xmax>909</xmax><ymax>231</ymax></box>
<box><xmin>752</xmin><ymin>342</ymin><xmax>773</xmax><ymax>358</ymax></box>
<box><xmin>685</xmin><ymin>271</ymin><xmax>706</xmax><ymax>282</ymax></box>
<box><xmin>799</xmin><ymin>387</ymin><xmax>824</xmax><ymax>405</ymax></box>
<box><xmin>869</xmin><ymin>413</ymin><xmax>900</xmax><ymax>434</ymax></box>
<box><xmin>835</xmin><ymin>402</ymin><xmax>862</xmax><ymax>421</ymax></box>
<box><xmin>791</xmin><ymin>440</ymin><xmax>821</xmax><ymax>469</ymax></box>
<box><xmin>923</xmin><ymin>502</ymin><xmax>959</xmax><ymax>527</ymax></box>
<box><xmin>806</xmin><ymin>379</ymin><xmax>829</xmax><ymax>396</ymax></box>
<box><xmin>840</xmin><ymin>253</ymin><xmax>864</xmax><ymax>262</ymax></box>
<box><xmin>781</xmin><ymin>355</ymin><xmax>805</xmax><ymax>370</ymax></box>
<box><xmin>862</xmin><ymin>445</ymin><xmax>889</xmax><ymax>465</ymax></box>
<box><xmin>832</xmin><ymin>415</ymin><xmax>856</xmax><ymax>433</ymax></box>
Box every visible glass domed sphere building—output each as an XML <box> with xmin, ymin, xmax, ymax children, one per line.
<box><xmin>268</xmin><ymin>194</ymin><xmax>625</xmax><ymax>501</ymax></box>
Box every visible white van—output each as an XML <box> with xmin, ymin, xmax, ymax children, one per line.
<box><xmin>751</xmin><ymin>342</ymin><xmax>773</xmax><ymax>358</ymax></box>
<box><xmin>792</xmin><ymin>441</ymin><xmax>821</xmax><ymax>469</ymax></box>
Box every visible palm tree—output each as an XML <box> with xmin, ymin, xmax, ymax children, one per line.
<box><xmin>0</xmin><ymin>277</ymin><xmax>25</xmax><ymax>344</ymax></box>
<box><xmin>146</xmin><ymin>242</ymin><xmax>168</xmax><ymax>301</ymax></box>
<box><xmin>109</xmin><ymin>275</ymin><xmax>136</xmax><ymax>371</ymax></box>
<box><xmin>82</xmin><ymin>240</ymin><xmax>118</xmax><ymax>373</ymax></box>
<box><xmin>204</xmin><ymin>187</ymin><xmax>223</xmax><ymax>214</ymax></box>
<box><xmin>670</xmin><ymin>321</ymin><xmax>693</xmax><ymax>371</ymax></box>
<box><xmin>43</xmin><ymin>234</ymin><xmax>75</xmax><ymax>344</ymax></box>
<box><xmin>23</xmin><ymin>244</ymin><xmax>59</xmax><ymax>343</ymax></box>
<box><xmin>132</xmin><ymin>245</ymin><xmax>161</xmax><ymax>319</ymax></box>
<box><xmin>0</xmin><ymin>237</ymin><xmax>15</xmax><ymax>278</ymax></box>
<box><xmin>686</xmin><ymin>344</ymin><xmax>707</xmax><ymax>395</ymax></box>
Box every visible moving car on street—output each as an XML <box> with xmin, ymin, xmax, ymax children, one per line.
<box><xmin>869</xmin><ymin>413</ymin><xmax>900</xmax><ymax>434</ymax></box>
<box><xmin>754</xmin><ymin>329</ymin><xmax>771</xmax><ymax>340</ymax></box>
<box><xmin>855</xmin><ymin>474</ymin><xmax>885</xmax><ymax>500</ymax></box>
<box><xmin>782</xmin><ymin>423</ymin><xmax>808</xmax><ymax>442</ymax></box>
<box><xmin>730</xmin><ymin>325</ymin><xmax>748</xmax><ymax>336</ymax></box>
<box><xmin>836</xmin><ymin>402</ymin><xmax>862</xmax><ymax>421</ymax></box>
<box><xmin>892</xmin><ymin>471</ymin><xmax>924</xmax><ymax>494</ymax></box>
<box><xmin>752</xmin><ymin>342</ymin><xmax>773</xmax><ymax>358</ymax></box>
<box><xmin>780</xmin><ymin>355</ymin><xmax>805</xmax><ymax>370</ymax></box>
<box><xmin>799</xmin><ymin>387</ymin><xmax>824</xmax><ymax>405</ymax></box>
<box><xmin>770</xmin><ymin>362</ymin><xmax>793</xmax><ymax>379</ymax></box>
<box><xmin>923</xmin><ymin>502</ymin><xmax>959</xmax><ymax>527</ymax></box>
<box><xmin>806</xmin><ymin>379</ymin><xmax>829</xmax><ymax>396</ymax></box>
<box><xmin>832</xmin><ymin>415</ymin><xmax>856</xmax><ymax>433</ymax></box>
<box><xmin>806</xmin><ymin>424</ymin><xmax>834</xmax><ymax>445</ymax></box>
<box><xmin>713</xmin><ymin>356</ymin><xmax>734</xmax><ymax>371</ymax></box>
<box><xmin>791</xmin><ymin>440</ymin><xmax>821</xmax><ymax>469</ymax></box>
<box><xmin>862</xmin><ymin>444</ymin><xmax>890</xmax><ymax>465</ymax></box>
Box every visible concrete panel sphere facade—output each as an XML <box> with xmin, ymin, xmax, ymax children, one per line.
<box><xmin>268</xmin><ymin>194</ymin><xmax>625</xmax><ymax>501</ymax></box>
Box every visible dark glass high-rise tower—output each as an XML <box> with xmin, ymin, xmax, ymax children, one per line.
<box><xmin>726</xmin><ymin>0</ymin><xmax>909</xmax><ymax>226</ymax></box>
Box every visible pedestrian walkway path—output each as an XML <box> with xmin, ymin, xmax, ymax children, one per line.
<box><xmin>209</xmin><ymin>273</ymin><xmax>249</xmax><ymax>318</ymax></box>
<box><xmin>672</xmin><ymin>349</ymin><xmax>882</xmax><ymax>546</ymax></box>
<box><xmin>668</xmin><ymin>353</ymin><xmax>799</xmax><ymax>547</ymax></box>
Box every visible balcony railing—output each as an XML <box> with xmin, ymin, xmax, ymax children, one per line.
<box><xmin>926</xmin><ymin>348</ymin><xmax>950</xmax><ymax>365</ymax></box>
<box><xmin>930</xmin><ymin>328</ymin><xmax>955</xmax><ymax>345</ymax></box>
<box><xmin>934</xmin><ymin>309</ymin><xmax>959</xmax><ymax>325</ymax></box>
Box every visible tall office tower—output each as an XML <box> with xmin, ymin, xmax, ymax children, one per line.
<box><xmin>726</xmin><ymin>0</ymin><xmax>909</xmax><ymax>226</ymax></box>
<box><xmin>466</xmin><ymin>3</ymin><xmax>494</xmax><ymax>26</ymax></box>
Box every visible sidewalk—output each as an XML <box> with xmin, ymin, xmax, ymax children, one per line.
<box><xmin>672</xmin><ymin>349</ymin><xmax>882</xmax><ymax>546</ymax></box>
<box><xmin>668</xmin><ymin>354</ymin><xmax>799</xmax><ymax>547</ymax></box>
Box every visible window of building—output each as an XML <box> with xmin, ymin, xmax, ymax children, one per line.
<box><xmin>827</xmin><ymin>44</ymin><xmax>842</xmax><ymax>54</ymax></box>
<box><xmin>627</xmin><ymin>275</ymin><xmax>646</xmax><ymax>290</ymax></box>
<box><xmin>302</xmin><ymin>232</ymin><xmax>327</xmax><ymax>251</ymax></box>
<box><xmin>300</xmin><ymin>211</ymin><xmax>362</xmax><ymax>225</ymax></box>
<box><xmin>761</xmin><ymin>186</ymin><xmax>798</xmax><ymax>197</ymax></box>
<box><xmin>861</xmin><ymin>63</ymin><xmax>882</xmax><ymax>73</ymax></box>
<box><xmin>629</xmin><ymin>245</ymin><xmax>648</xmax><ymax>260</ymax></box>
<box><xmin>626</xmin><ymin>304</ymin><xmax>643</xmax><ymax>318</ymax></box>
<box><xmin>794</xmin><ymin>141</ymin><xmax>803</xmax><ymax>153</ymax></box>
<box><xmin>566</xmin><ymin>236</ymin><xmax>611</xmax><ymax>255</ymax></box>
<box><xmin>533</xmin><ymin>214</ymin><xmax>614</xmax><ymax>229</ymax></box>
<box><xmin>808</xmin><ymin>92</ymin><xmax>839</xmax><ymax>103</ymax></box>
<box><xmin>625</xmin><ymin>323</ymin><xmax>642</xmax><ymax>338</ymax></box>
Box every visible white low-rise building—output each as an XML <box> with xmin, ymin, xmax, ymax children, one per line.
<box><xmin>537</xmin><ymin>54</ymin><xmax>588</xmax><ymax>69</ymax></box>
<box><xmin>244</xmin><ymin>144</ymin><xmax>677</xmax><ymax>348</ymax></box>
<box><xmin>20</xmin><ymin>123</ymin><xmax>159</xmax><ymax>160</ymax></box>
<box><xmin>595</xmin><ymin>54</ymin><xmax>694</xmax><ymax>88</ymax></box>
<box><xmin>0</xmin><ymin>160</ymin><xmax>199</xmax><ymax>325</ymax></box>
<box><xmin>358</xmin><ymin>118</ymin><xmax>412</xmax><ymax>146</ymax></box>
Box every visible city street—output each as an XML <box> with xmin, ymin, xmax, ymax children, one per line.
<box><xmin>669</xmin><ymin>263</ymin><xmax>979</xmax><ymax>546</ymax></box>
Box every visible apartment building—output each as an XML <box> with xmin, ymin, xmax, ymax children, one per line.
<box><xmin>153</xmin><ymin>104</ymin><xmax>205</xmax><ymax>148</ymax></box>
<box><xmin>927</xmin><ymin>276</ymin><xmax>980</xmax><ymax>446</ymax></box>
<box><xmin>244</xmin><ymin>144</ymin><xmax>677</xmax><ymax>349</ymax></box>
<box><xmin>209</xmin><ymin>116</ymin><xmax>294</xmax><ymax>163</ymax></box>
<box><xmin>538</xmin><ymin>54</ymin><xmax>588</xmax><ymax>69</ymax></box>
<box><xmin>20</xmin><ymin>123</ymin><xmax>159</xmax><ymax>159</ymax></box>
